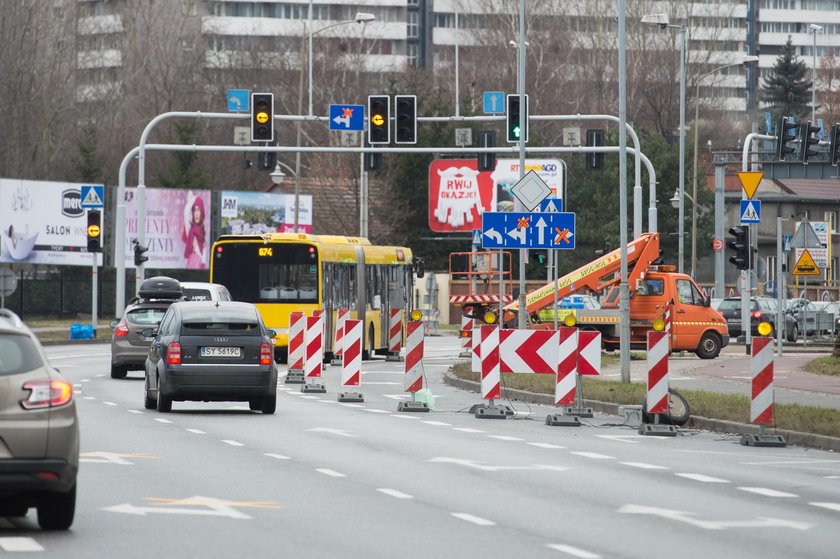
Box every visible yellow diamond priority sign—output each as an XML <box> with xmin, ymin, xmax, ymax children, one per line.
<box><xmin>792</xmin><ymin>249</ymin><xmax>820</xmax><ymax>276</ymax></box>
<box><xmin>737</xmin><ymin>171</ymin><xmax>763</xmax><ymax>200</ymax></box>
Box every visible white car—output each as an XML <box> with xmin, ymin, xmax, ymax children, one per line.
<box><xmin>179</xmin><ymin>282</ymin><xmax>232</xmax><ymax>302</ymax></box>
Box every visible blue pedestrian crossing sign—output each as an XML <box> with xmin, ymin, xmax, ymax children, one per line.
<box><xmin>329</xmin><ymin>105</ymin><xmax>365</xmax><ymax>131</ymax></box>
<box><xmin>80</xmin><ymin>185</ymin><xmax>104</xmax><ymax>208</ymax></box>
<box><xmin>740</xmin><ymin>199</ymin><xmax>760</xmax><ymax>224</ymax></box>
<box><xmin>539</xmin><ymin>199</ymin><xmax>563</xmax><ymax>213</ymax></box>
<box><xmin>227</xmin><ymin>89</ymin><xmax>249</xmax><ymax>112</ymax></box>
<box><xmin>472</xmin><ymin>229</ymin><xmax>482</xmax><ymax>246</ymax></box>
<box><xmin>481</xmin><ymin>212</ymin><xmax>575</xmax><ymax>249</ymax></box>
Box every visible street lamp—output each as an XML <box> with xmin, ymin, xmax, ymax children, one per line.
<box><xmin>690</xmin><ymin>55</ymin><xmax>759</xmax><ymax>279</ymax></box>
<box><xmin>810</xmin><ymin>24</ymin><xmax>823</xmax><ymax>124</ymax></box>
<box><xmin>270</xmin><ymin>161</ymin><xmax>297</xmax><ymax>185</ymax></box>
<box><xmin>642</xmin><ymin>13</ymin><xmax>686</xmax><ymax>274</ymax></box>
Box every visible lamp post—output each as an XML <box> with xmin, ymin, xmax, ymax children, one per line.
<box><xmin>690</xmin><ymin>55</ymin><xmax>759</xmax><ymax>278</ymax></box>
<box><xmin>810</xmin><ymin>24</ymin><xmax>822</xmax><ymax>124</ymax></box>
<box><xmin>642</xmin><ymin>13</ymin><xmax>685</xmax><ymax>274</ymax></box>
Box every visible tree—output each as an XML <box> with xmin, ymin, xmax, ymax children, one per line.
<box><xmin>760</xmin><ymin>37</ymin><xmax>812</xmax><ymax>122</ymax></box>
<box><xmin>71</xmin><ymin>123</ymin><xmax>103</xmax><ymax>183</ymax></box>
<box><xmin>155</xmin><ymin>121</ymin><xmax>210</xmax><ymax>190</ymax></box>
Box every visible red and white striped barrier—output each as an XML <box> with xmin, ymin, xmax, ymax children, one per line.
<box><xmin>450</xmin><ymin>294</ymin><xmax>512</xmax><ymax>304</ymax></box>
<box><xmin>480</xmin><ymin>325</ymin><xmax>500</xmax><ymax>400</ymax></box>
<box><xmin>577</xmin><ymin>331</ymin><xmax>601</xmax><ymax>376</ymax></box>
<box><xmin>750</xmin><ymin>337</ymin><xmax>775</xmax><ymax>424</ymax></box>
<box><xmin>288</xmin><ymin>311</ymin><xmax>306</xmax><ymax>372</ymax></box>
<box><xmin>334</xmin><ymin>308</ymin><xmax>350</xmax><ymax>358</ymax></box>
<box><xmin>340</xmin><ymin>320</ymin><xmax>362</xmax><ymax>389</ymax></box>
<box><xmin>404</xmin><ymin>321</ymin><xmax>424</xmax><ymax>392</ymax></box>
<box><xmin>388</xmin><ymin>309</ymin><xmax>402</xmax><ymax>352</ymax></box>
<box><xmin>304</xmin><ymin>315</ymin><xmax>323</xmax><ymax>380</ymax></box>
<box><xmin>459</xmin><ymin>315</ymin><xmax>473</xmax><ymax>357</ymax></box>
<box><xmin>555</xmin><ymin>327</ymin><xmax>578</xmax><ymax>405</ymax></box>
<box><xmin>646</xmin><ymin>331</ymin><xmax>669</xmax><ymax>414</ymax></box>
<box><xmin>664</xmin><ymin>302</ymin><xmax>673</xmax><ymax>350</ymax></box>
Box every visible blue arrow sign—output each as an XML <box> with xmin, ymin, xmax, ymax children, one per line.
<box><xmin>329</xmin><ymin>104</ymin><xmax>365</xmax><ymax>131</ymax></box>
<box><xmin>80</xmin><ymin>185</ymin><xmax>104</xmax><ymax>208</ymax></box>
<box><xmin>228</xmin><ymin>89</ymin><xmax>249</xmax><ymax>112</ymax></box>
<box><xmin>481</xmin><ymin>212</ymin><xmax>575</xmax><ymax>249</ymax></box>
<box><xmin>740</xmin><ymin>199</ymin><xmax>760</xmax><ymax>224</ymax></box>
<box><xmin>483</xmin><ymin>91</ymin><xmax>505</xmax><ymax>114</ymax></box>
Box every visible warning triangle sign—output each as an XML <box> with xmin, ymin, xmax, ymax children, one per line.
<box><xmin>792</xmin><ymin>249</ymin><xmax>820</xmax><ymax>275</ymax></box>
<box><xmin>737</xmin><ymin>171</ymin><xmax>763</xmax><ymax>200</ymax></box>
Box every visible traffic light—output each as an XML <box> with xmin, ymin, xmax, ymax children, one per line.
<box><xmin>798</xmin><ymin>120</ymin><xmax>820</xmax><ymax>163</ymax></box>
<box><xmin>586</xmin><ymin>129</ymin><xmax>605</xmax><ymax>170</ymax></box>
<box><xmin>367</xmin><ymin>95</ymin><xmax>390</xmax><ymax>144</ymax></box>
<box><xmin>257</xmin><ymin>132</ymin><xmax>277</xmax><ymax>171</ymax></box>
<box><xmin>477</xmin><ymin>130</ymin><xmax>496</xmax><ymax>172</ymax></box>
<box><xmin>133</xmin><ymin>240</ymin><xmax>149</xmax><ymax>267</ymax></box>
<box><xmin>394</xmin><ymin>95</ymin><xmax>417</xmax><ymax>144</ymax></box>
<box><xmin>506</xmin><ymin>93</ymin><xmax>529</xmax><ymax>143</ymax></box>
<box><xmin>830</xmin><ymin>123</ymin><xmax>840</xmax><ymax>166</ymax></box>
<box><xmin>727</xmin><ymin>225</ymin><xmax>750</xmax><ymax>270</ymax></box>
<box><xmin>776</xmin><ymin>116</ymin><xmax>796</xmax><ymax>161</ymax></box>
<box><xmin>250</xmin><ymin>93</ymin><xmax>274</xmax><ymax>142</ymax></box>
<box><xmin>86</xmin><ymin>210</ymin><xmax>101</xmax><ymax>252</ymax></box>
<box><xmin>532</xmin><ymin>250</ymin><xmax>547</xmax><ymax>266</ymax></box>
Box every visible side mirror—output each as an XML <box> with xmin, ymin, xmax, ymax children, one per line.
<box><xmin>414</xmin><ymin>257</ymin><xmax>425</xmax><ymax>279</ymax></box>
<box><xmin>703</xmin><ymin>298</ymin><xmax>711</xmax><ymax>308</ymax></box>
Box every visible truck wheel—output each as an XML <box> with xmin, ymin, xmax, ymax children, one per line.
<box><xmin>642</xmin><ymin>388</ymin><xmax>691</xmax><ymax>426</ymax></box>
<box><xmin>695</xmin><ymin>332</ymin><xmax>721</xmax><ymax>359</ymax></box>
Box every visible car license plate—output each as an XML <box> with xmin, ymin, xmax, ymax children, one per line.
<box><xmin>201</xmin><ymin>346</ymin><xmax>241</xmax><ymax>357</ymax></box>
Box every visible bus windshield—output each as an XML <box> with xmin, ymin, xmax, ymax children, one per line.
<box><xmin>212</xmin><ymin>242</ymin><xmax>318</xmax><ymax>304</ymax></box>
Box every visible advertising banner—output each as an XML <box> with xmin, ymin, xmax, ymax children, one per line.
<box><xmin>0</xmin><ymin>179</ymin><xmax>103</xmax><ymax>266</ymax></box>
<box><xmin>123</xmin><ymin>187</ymin><xmax>211</xmax><ymax>270</ymax></box>
<box><xmin>428</xmin><ymin>160</ymin><xmax>496</xmax><ymax>232</ymax></box>
<box><xmin>220</xmin><ymin>191</ymin><xmax>313</xmax><ymax>235</ymax></box>
<box><xmin>491</xmin><ymin>159</ymin><xmax>565</xmax><ymax>199</ymax></box>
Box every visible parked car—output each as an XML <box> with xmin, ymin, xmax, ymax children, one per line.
<box><xmin>813</xmin><ymin>301</ymin><xmax>840</xmax><ymax>335</ymax></box>
<box><xmin>179</xmin><ymin>282</ymin><xmax>232</xmax><ymax>302</ymax></box>
<box><xmin>784</xmin><ymin>298</ymin><xmax>832</xmax><ymax>336</ymax></box>
<box><xmin>143</xmin><ymin>301</ymin><xmax>278</xmax><ymax>414</ymax></box>
<box><xmin>0</xmin><ymin>309</ymin><xmax>79</xmax><ymax>530</ymax></box>
<box><xmin>110</xmin><ymin>276</ymin><xmax>184</xmax><ymax>379</ymax></box>
<box><xmin>537</xmin><ymin>294</ymin><xmax>601</xmax><ymax>323</ymax></box>
<box><xmin>716</xmin><ymin>296</ymin><xmax>798</xmax><ymax>342</ymax></box>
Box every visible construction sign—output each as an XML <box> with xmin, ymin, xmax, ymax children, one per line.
<box><xmin>792</xmin><ymin>249</ymin><xmax>820</xmax><ymax>275</ymax></box>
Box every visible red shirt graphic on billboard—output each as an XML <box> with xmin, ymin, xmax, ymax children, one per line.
<box><xmin>428</xmin><ymin>160</ymin><xmax>496</xmax><ymax>232</ymax></box>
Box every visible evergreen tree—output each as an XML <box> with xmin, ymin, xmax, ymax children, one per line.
<box><xmin>760</xmin><ymin>37</ymin><xmax>812</xmax><ymax>122</ymax></box>
<box><xmin>70</xmin><ymin>122</ymin><xmax>103</xmax><ymax>183</ymax></box>
<box><xmin>156</xmin><ymin>120</ymin><xmax>210</xmax><ymax>190</ymax></box>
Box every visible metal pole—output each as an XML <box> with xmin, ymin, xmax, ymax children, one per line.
<box><xmin>812</xmin><ymin>27</ymin><xmax>817</xmax><ymax>124</ymax></box>
<box><xmin>295</xmin><ymin>25</ymin><xmax>306</xmax><ymax>233</ymax></box>
<box><xmin>516</xmin><ymin>0</ymin><xmax>527</xmax><ymax>330</ymax></box>
<box><xmin>777</xmin><ymin>216</ymin><xmax>784</xmax><ymax>355</ymax></box>
<box><xmin>691</xmin><ymin>79</ymin><xmax>700</xmax><ymax>279</ymax></box>
<box><xmin>677</xmin><ymin>25</ymin><xmax>686</xmax><ymax>275</ymax></box>
<box><xmin>618</xmin><ymin>0</ymin><xmax>630</xmax><ymax>382</ymax></box>
<box><xmin>454</xmin><ymin>5</ymin><xmax>460</xmax><ymax>118</ymax></box>
<box><xmin>307</xmin><ymin>1</ymin><xmax>313</xmax><ymax>117</ymax></box>
<box><xmin>714</xmin><ymin>160</ymin><xmax>725</xmax><ymax>298</ymax></box>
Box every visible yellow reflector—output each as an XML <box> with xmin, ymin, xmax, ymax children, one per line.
<box><xmin>652</xmin><ymin>318</ymin><xmax>665</xmax><ymax>331</ymax></box>
<box><xmin>563</xmin><ymin>314</ymin><xmax>576</xmax><ymax>327</ymax></box>
<box><xmin>483</xmin><ymin>311</ymin><xmax>497</xmax><ymax>324</ymax></box>
<box><xmin>757</xmin><ymin>321</ymin><xmax>772</xmax><ymax>336</ymax></box>
<box><xmin>410</xmin><ymin>309</ymin><xmax>423</xmax><ymax>321</ymax></box>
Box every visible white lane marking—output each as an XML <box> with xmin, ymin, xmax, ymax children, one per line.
<box><xmin>546</xmin><ymin>543</ymin><xmax>602</xmax><ymax>558</ymax></box>
<box><xmin>308</xmin><ymin>427</ymin><xmax>357</xmax><ymax>438</ymax></box>
<box><xmin>676</xmin><ymin>473</ymin><xmax>729</xmax><ymax>483</ymax></box>
<box><xmin>527</xmin><ymin>442</ymin><xmax>566</xmax><ymax>449</ymax></box>
<box><xmin>489</xmin><ymin>435</ymin><xmax>524</xmax><ymax>441</ymax></box>
<box><xmin>104</xmin><ymin>401</ymin><xmax>118</xmax><ymax>406</ymax></box>
<box><xmin>738</xmin><ymin>487</ymin><xmax>798</xmax><ymax>498</ymax></box>
<box><xmin>154</xmin><ymin>418</ymin><xmax>173</xmax><ymax>424</ymax></box>
<box><xmin>618</xmin><ymin>504</ymin><xmax>811</xmax><ymax>531</ymax></box>
<box><xmin>128</xmin><ymin>410</ymin><xmax>143</xmax><ymax>414</ymax></box>
<box><xmin>84</xmin><ymin>396</ymin><xmax>97</xmax><ymax>400</ymax></box>
<box><xmin>422</xmin><ymin>421</ymin><xmax>451</xmax><ymax>426</ymax></box>
<box><xmin>300</xmin><ymin>396</ymin><xmax>322</xmax><ymax>400</ymax></box>
<box><xmin>186</xmin><ymin>429</ymin><xmax>205</xmax><ymax>434</ymax></box>
<box><xmin>571</xmin><ymin>452</ymin><xmax>614</xmax><ymax>460</ymax></box>
<box><xmin>81</xmin><ymin>378</ymin><xmax>91</xmax><ymax>382</ymax></box>
<box><xmin>266</xmin><ymin>453</ymin><xmax>290</xmax><ymax>460</ymax></box>
<box><xmin>390</xmin><ymin>414</ymin><xmax>420</xmax><ymax>420</ymax></box>
<box><xmin>95</xmin><ymin>374</ymin><xmax>105</xmax><ymax>377</ymax></box>
<box><xmin>826</xmin><ymin>475</ymin><xmax>840</xmax><ymax>479</ymax></box>
<box><xmin>811</xmin><ymin>502</ymin><xmax>840</xmax><ymax>512</ymax></box>
<box><xmin>594</xmin><ymin>435</ymin><xmax>640</xmax><ymax>444</ymax></box>
<box><xmin>363</xmin><ymin>409</ymin><xmax>390</xmax><ymax>414</ymax></box>
<box><xmin>377</xmin><ymin>488</ymin><xmax>414</xmax><ymax>499</ymax></box>
<box><xmin>0</xmin><ymin>537</ymin><xmax>45</xmax><ymax>552</ymax></box>
<box><xmin>452</xmin><ymin>428</ymin><xmax>485</xmax><ymax>433</ymax></box>
<box><xmin>451</xmin><ymin>512</ymin><xmax>495</xmax><ymax>526</ymax></box>
<box><xmin>621</xmin><ymin>462</ymin><xmax>669</xmax><ymax>470</ymax></box>
<box><xmin>316</xmin><ymin>468</ymin><xmax>346</xmax><ymax>478</ymax></box>
<box><xmin>316</xmin><ymin>400</ymin><xmax>340</xmax><ymax>404</ymax></box>
<box><xmin>339</xmin><ymin>403</ymin><xmax>365</xmax><ymax>408</ymax></box>
<box><xmin>428</xmin><ymin>457</ymin><xmax>569</xmax><ymax>473</ymax></box>
<box><xmin>221</xmin><ymin>440</ymin><xmax>244</xmax><ymax>447</ymax></box>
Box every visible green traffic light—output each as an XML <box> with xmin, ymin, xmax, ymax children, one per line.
<box><xmin>513</xmin><ymin>126</ymin><xmax>520</xmax><ymax>138</ymax></box>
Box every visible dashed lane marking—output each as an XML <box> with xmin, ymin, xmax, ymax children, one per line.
<box><xmin>266</xmin><ymin>453</ymin><xmax>290</xmax><ymax>460</ymax></box>
<box><xmin>377</xmin><ymin>488</ymin><xmax>414</xmax><ymax>499</ymax></box>
<box><xmin>363</xmin><ymin>409</ymin><xmax>390</xmax><ymax>414</ymax></box>
<box><xmin>621</xmin><ymin>462</ymin><xmax>669</xmax><ymax>470</ymax></box>
<box><xmin>390</xmin><ymin>414</ymin><xmax>421</xmax><ymax>420</ymax></box>
<box><xmin>546</xmin><ymin>543</ymin><xmax>602</xmax><ymax>558</ymax></box>
<box><xmin>738</xmin><ymin>487</ymin><xmax>798</xmax><ymax>498</ymax></box>
<box><xmin>104</xmin><ymin>401</ymin><xmax>118</xmax><ymax>406</ymax></box>
<box><xmin>811</xmin><ymin>502</ymin><xmax>840</xmax><ymax>512</ymax></box>
<box><xmin>452</xmin><ymin>428</ymin><xmax>485</xmax><ymax>433</ymax></box>
<box><xmin>316</xmin><ymin>468</ymin><xmax>346</xmax><ymax>478</ymax></box>
<box><xmin>527</xmin><ymin>442</ymin><xmax>566</xmax><ymax>449</ymax></box>
<box><xmin>571</xmin><ymin>452</ymin><xmax>613</xmax><ymax>460</ymax></box>
<box><xmin>154</xmin><ymin>418</ymin><xmax>173</xmax><ymax>424</ymax></box>
<box><xmin>676</xmin><ymin>473</ymin><xmax>729</xmax><ymax>483</ymax></box>
<box><xmin>451</xmin><ymin>512</ymin><xmax>495</xmax><ymax>526</ymax></box>
<box><xmin>221</xmin><ymin>440</ymin><xmax>244</xmax><ymax>447</ymax></box>
<box><xmin>489</xmin><ymin>435</ymin><xmax>524</xmax><ymax>441</ymax></box>
<box><xmin>422</xmin><ymin>421</ymin><xmax>451</xmax><ymax>426</ymax></box>
<box><xmin>0</xmin><ymin>537</ymin><xmax>44</xmax><ymax>552</ymax></box>
<box><xmin>186</xmin><ymin>429</ymin><xmax>205</xmax><ymax>434</ymax></box>
<box><xmin>128</xmin><ymin>410</ymin><xmax>143</xmax><ymax>414</ymax></box>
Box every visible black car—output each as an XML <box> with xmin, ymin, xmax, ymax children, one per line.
<box><xmin>717</xmin><ymin>296</ymin><xmax>798</xmax><ymax>342</ymax></box>
<box><xmin>143</xmin><ymin>301</ymin><xmax>277</xmax><ymax>414</ymax></box>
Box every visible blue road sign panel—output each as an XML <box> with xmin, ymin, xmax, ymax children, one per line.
<box><xmin>80</xmin><ymin>185</ymin><xmax>105</xmax><ymax>208</ymax></box>
<box><xmin>228</xmin><ymin>89</ymin><xmax>249</xmax><ymax>112</ymax></box>
<box><xmin>784</xmin><ymin>235</ymin><xmax>792</xmax><ymax>253</ymax></box>
<box><xmin>329</xmin><ymin>104</ymin><xmax>365</xmax><ymax>131</ymax></box>
<box><xmin>481</xmin><ymin>212</ymin><xmax>575</xmax><ymax>249</ymax></box>
<box><xmin>740</xmin><ymin>199</ymin><xmax>760</xmax><ymax>224</ymax></box>
<box><xmin>539</xmin><ymin>199</ymin><xmax>563</xmax><ymax>213</ymax></box>
<box><xmin>472</xmin><ymin>229</ymin><xmax>482</xmax><ymax>246</ymax></box>
<box><xmin>483</xmin><ymin>91</ymin><xmax>505</xmax><ymax>114</ymax></box>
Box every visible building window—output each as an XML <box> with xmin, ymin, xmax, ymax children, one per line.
<box><xmin>407</xmin><ymin>11</ymin><xmax>419</xmax><ymax>39</ymax></box>
<box><xmin>407</xmin><ymin>43</ymin><xmax>418</xmax><ymax>67</ymax></box>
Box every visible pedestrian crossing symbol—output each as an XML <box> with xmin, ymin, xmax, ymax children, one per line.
<box><xmin>740</xmin><ymin>199</ymin><xmax>760</xmax><ymax>224</ymax></box>
<box><xmin>81</xmin><ymin>185</ymin><xmax>105</xmax><ymax>208</ymax></box>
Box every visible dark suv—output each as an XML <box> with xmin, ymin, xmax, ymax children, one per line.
<box><xmin>717</xmin><ymin>296</ymin><xmax>798</xmax><ymax>342</ymax></box>
<box><xmin>143</xmin><ymin>301</ymin><xmax>277</xmax><ymax>414</ymax></box>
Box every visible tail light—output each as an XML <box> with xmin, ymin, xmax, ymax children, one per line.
<box><xmin>167</xmin><ymin>342</ymin><xmax>182</xmax><ymax>364</ymax></box>
<box><xmin>114</xmin><ymin>320</ymin><xmax>129</xmax><ymax>337</ymax></box>
<box><xmin>751</xmin><ymin>311</ymin><xmax>763</xmax><ymax>319</ymax></box>
<box><xmin>20</xmin><ymin>380</ymin><xmax>73</xmax><ymax>410</ymax></box>
<box><xmin>260</xmin><ymin>343</ymin><xmax>272</xmax><ymax>365</ymax></box>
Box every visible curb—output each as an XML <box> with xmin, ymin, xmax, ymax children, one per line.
<box><xmin>443</xmin><ymin>371</ymin><xmax>840</xmax><ymax>453</ymax></box>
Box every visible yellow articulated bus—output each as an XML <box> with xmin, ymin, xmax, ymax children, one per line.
<box><xmin>209</xmin><ymin>233</ymin><xmax>421</xmax><ymax>363</ymax></box>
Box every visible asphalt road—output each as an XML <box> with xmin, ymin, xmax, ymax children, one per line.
<box><xmin>2</xmin><ymin>337</ymin><xmax>839</xmax><ymax>558</ymax></box>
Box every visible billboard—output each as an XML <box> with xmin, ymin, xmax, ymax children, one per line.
<box><xmin>491</xmin><ymin>159</ymin><xmax>565</xmax><ymax>199</ymax></box>
<box><xmin>122</xmin><ymin>188</ymin><xmax>211</xmax><ymax>270</ymax></box>
<box><xmin>0</xmin><ymin>179</ymin><xmax>103</xmax><ymax>266</ymax></box>
<box><xmin>220</xmin><ymin>191</ymin><xmax>313</xmax><ymax>235</ymax></box>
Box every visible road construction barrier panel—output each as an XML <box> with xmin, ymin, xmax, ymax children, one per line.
<box><xmin>664</xmin><ymin>301</ymin><xmax>672</xmax><ymax>349</ymax></box>
<box><xmin>500</xmin><ymin>329</ymin><xmax>558</xmax><ymax>375</ymax></box>
<box><xmin>740</xmin><ymin>337</ymin><xmax>786</xmax><ymax>447</ymax></box>
<box><xmin>338</xmin><ymin>319</ymin><xmax>363</xmax><ymax>402</ymax></box>
<box><xmin>285</xmin><ymin>311</ymin><xmax>306</xmax><ymax>384</ymax></box>
<box><xmin>640</xmin><ymin>330</ymin><xmax>677</xmax><ymax>436</ymax></box>
<box><xmin>332</xmin><ymin>308</ymin><xmax>350</xmax><ymax>365</ymax></box>
<box><xmin>471</xmin><ymin>324</ymin><xmax>481</xmax><ymax>373</ymax></box>
<box><xmin>403</xmin><ymin>320</ymin><xmax>425</xmax><ymax>392</ymax></box>
<box><xmin>577</xmin><ymin>331</ymin><xmax>601</xmax><ymax>376</ymax></box>
<box><xmin>386</xmin><ymin>309</ymin><xmax>403</xmax><ymax>361</ymax></box>
<box><xmin>459</xmin><ymin>315</ymin><xmax>473</xmax><ymax>358</ymax></box>
<box><xmin>555</xmin><ymin>327</ymin><xmax>578</xmax><ymax>405</ymax></box>
<box><xmin>480</xmin><ymin>325</ymin><xmax>500</xmax><ymax>400</ymax></box>
<box><xmin>313</xmin><ymin>309</ymin><xmax>327</xmax><ymax>370</ymax></box>
<box><xmin>302</xmin><ymin>315</ymin><xmax>326</xmax><ymax>393</ymax></box>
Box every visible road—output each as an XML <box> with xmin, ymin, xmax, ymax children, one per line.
<box><xmin>2</xmin><ymin>336</ymin><xmax>838</xmax><ymax>558</ymax></box>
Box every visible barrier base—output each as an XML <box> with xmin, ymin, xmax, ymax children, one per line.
<box><xmin>458</xmin><ymin>351</ymin><xmax>472</xmax><ymax>358</ymax></box>
<box><xmin>565</xmin><ymin>406</ymin><xmax>594</xmax><ymax>418</ymax></box>
<box><xmin>338</xmin><ymin>391</ymin><xmax>364</xmax><ymax>403</ymax></box>
<box><xmin>545</xmin><ymin>414</ymin><xmax>581</xmax><ymax>427</ymax></box>
<box><xmin>740</xmin><ymin>433</ymin><xmax>786</xmax><ymax>447</ymax></box>
<box><xmin>397</xmin><ymin>401</ymin><xmax>430</xmax><ymax>413</ymax></box>
<box><xmin>330</xmin><ymin>357</ymin><xmax>343</xmax><ymax>366</ymax></box>
<box><xmin>385</xmin><ymin>353</ymin><xmax>404</xmax><ymax>362</ymax></box>
<box><xmin>619</xmin><ymin>405</ymin><xmax>643</xmax><ymax>428</ymax></box>
<box><xmin>285</xmin><ymin>371</ymin><xmax>305</xmax><ymax>384</ymax></box>
<box><xmin>301</xmin><ymin>383</ymin><xmax>327</xmax><ymax>393</ymax></box>
<box><xmin>471</xmin><ymin>403</ymin><xmax>514</xmax><ymax>419</ymax></box>
<box><xmin>639</xmin><ymin>423</ymin><xmax>678</xmax><ymax>437</ymax></box>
